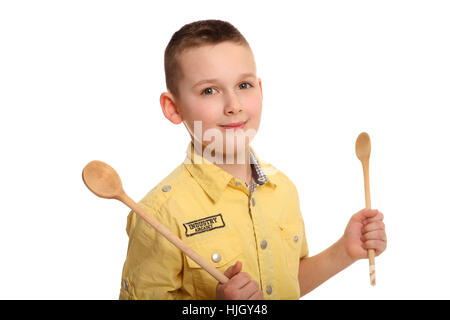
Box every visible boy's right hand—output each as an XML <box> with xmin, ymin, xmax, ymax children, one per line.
<box><xmin>216</xmin><ymin>261</ymin><xmax>264</xmax><ymax>300</ymax></box>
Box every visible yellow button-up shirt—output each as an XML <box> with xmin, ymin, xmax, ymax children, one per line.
<box><xmin>119</xmin><ymin>142</ymin><xmax>309</xmax><ymax>300</ymax></box>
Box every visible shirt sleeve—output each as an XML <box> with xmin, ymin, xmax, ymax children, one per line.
<box><xmin>292</xmin><ymin>182</ymin><xmax>309</xmax><ymax>259</ymax></box>
<box><xmin>299</xmin><ymin>209</ymin><xmax>309</xmax><ymax>259</ymax></box>
<box><xmin>119</xmin><ymin>200</ymin><xmax>183</xmax><ymax>300</ymax></box>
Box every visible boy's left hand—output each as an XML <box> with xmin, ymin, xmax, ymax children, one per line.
<box><xmin>340</xmin><ymin>208</ymin><xmax>387</xmax><ymax>262</ymax></box>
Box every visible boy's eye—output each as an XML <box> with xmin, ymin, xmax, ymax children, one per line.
<box><xmin>201</xmin><ymin>87</ymin><xmax>217</xmax><ymax>95</ymax></box>
<box><xmin>239</xmin><ymin>82</ymin><xmax>253</xmax><ymax>89</ymax></box>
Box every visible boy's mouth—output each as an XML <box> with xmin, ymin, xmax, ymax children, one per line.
<box><xmin>219</xmin><ymin>120</ymin><xmax>248</xmax><ymax>130</ymax></box>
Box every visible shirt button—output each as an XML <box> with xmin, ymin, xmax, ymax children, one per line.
<box><xmin>266</xmin><ymin>285</ymin><xmax>272</xmax><ymax>295</ymax></box>
<box><xmin>251</xmin><ymin>198</ymin><xmax>255</xmax><ymax>207</ymax></box>
<box><xmin>162</xmin><ymin>185</ymin><xmax>171</xmax><ymax>192</ymax></box>
<box><xmin>260</xmin><ymin>240</ymin><xmax>267</xmax><ymax>249</ymax></box>
<box><xmin>257</xmin><ymin>177</ymin><xmax>265</xmax><ymax>182</ymax></box>
<box><xmin>293</xmin><ymin>235</ymin><xmax>299</xmax><ymax>243</ymax></box>
<box><xmin>211</xmin><ymin>253</ymin><xmax>222</xmax><ymax>263</ymax></box>
<box><xmin>235</xmin><ymin>181</ymin><xmax>241</xmax><ymax>186</ymax></box>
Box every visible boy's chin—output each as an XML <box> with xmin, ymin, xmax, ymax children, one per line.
<box><xmin>199</xmin><ymin>141</ymin><xmax>250</xmax><ymax>164</ymax></box>
<box><xmin>219</xmin><ymin>139</ymin><xmax>249</xmax><ymax>154</ymax></box>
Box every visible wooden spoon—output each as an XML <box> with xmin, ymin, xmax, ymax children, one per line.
<box><xmin>82</xmin><ymin>160</ymin><xmax>229</xmax><ymax>284</ymax></box>
<box><xmin>355</xmin><ymin>132</ymin><xmax>376</xmax><ymax>286</ymax></box>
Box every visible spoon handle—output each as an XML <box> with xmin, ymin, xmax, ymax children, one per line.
<box><xmin>362</xmin><ymin>161</ymin><xmax>376</xmax><ymax>286</ymax></box>
<box><xmin>117</xmin><ymin>192</ymin><xmax>229</xmax><ymax>285</ymax></box>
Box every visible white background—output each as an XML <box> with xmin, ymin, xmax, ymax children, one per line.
<box><xmin>1</xmin><ymin>0</ymin><xmax>449</xmax><ymax>299</ymax></box>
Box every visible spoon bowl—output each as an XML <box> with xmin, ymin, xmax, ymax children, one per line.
<box><xmin>355</xmin><ymin>132</ymin><xmax>371</xmax><ymax>161</ymax></box>
<box><xmin>82</xmin><ymin>160</ymin><xmax>124</xmax><ymax>199</ymax></box>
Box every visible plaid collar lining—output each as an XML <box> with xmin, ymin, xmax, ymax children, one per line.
<box><xmin>246</xmin><ymin>148</ymin><xmax>268</xmax><ymax>195</ymax></box>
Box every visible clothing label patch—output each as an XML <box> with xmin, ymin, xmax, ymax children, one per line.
<box><xmin>183</xmin><ymin>214</ymin><xmax>225</xmax><ymax>237</ymax></box>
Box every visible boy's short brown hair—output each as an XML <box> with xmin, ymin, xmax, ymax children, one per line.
<box><xmin>164</xmin><ymin>19</ymin><xmax>250</xmax><ymax>99</ymax></box>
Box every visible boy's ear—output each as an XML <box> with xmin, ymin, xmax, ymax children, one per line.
<box><xmin>160</xmin><ymin>92</ymin><xmax>183</xmax><ymax>124</ymax></box>
<box><xmin>258</xmin><ymin>78</ymin><xmax>263</xmax><ymax>99</ymax></box>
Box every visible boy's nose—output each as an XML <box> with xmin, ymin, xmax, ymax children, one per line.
<box><xmin>223</xmin><ymin>94</ymin><xmax>243</xmax><ymax>115</ymax></box>
<box><xmin>224</xmin><ymin>104</ymin><xmax>242</xmax><ymax>115</ymax></box>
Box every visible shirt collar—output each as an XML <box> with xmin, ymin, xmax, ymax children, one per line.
<box><xmin>183</xmin><ymin>141</ymin><xmax>276</xmax><ymax>203</ymax></box>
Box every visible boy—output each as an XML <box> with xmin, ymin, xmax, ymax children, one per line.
<box><xmin>119</xmin><ymin>19</ymin><xmax>387</xmax><ymax>300</ymax></box>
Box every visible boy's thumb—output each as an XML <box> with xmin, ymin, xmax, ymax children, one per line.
<box><xmin>224</xmin><ymin>261</ymin><xmax>242</xmax><ymax>279</ymax></box>
<box><xmin>354</xmin><ymin>208</ymin><xmax>377</xmax><ymax>221</ymax></box>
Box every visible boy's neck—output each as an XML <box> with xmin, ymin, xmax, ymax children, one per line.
<box><xmin>192</xmin><ymin>142</ymin><xmax>253</xmax><ymax>186</ymax></box>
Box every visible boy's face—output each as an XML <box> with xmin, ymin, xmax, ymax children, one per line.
<box><xmin>167</xmin><ymin>41</ymin><xmax>262</xmax><ymax>159</ymax></box>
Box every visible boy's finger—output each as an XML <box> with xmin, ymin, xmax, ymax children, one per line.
<box><xmin>363</xmin><ymin>211</ymin><xmax>384</xmax><ymax>224</ymax></box>
<box><xmin>363</xmin><ymin>221</ymin><xmax>385</xmax><ymax>233</ymax></box>
<box><xmin>230</xmin><ymin>272</ymin><xmax>251</xmax><ymax>290</ymax></box>
<box><xmin>363</xmin><ymin>208</ymin><xmax>379</xmax><ymax>218</ymax></box>
<box><xmin>362</xmin><ymin>230</ymin><xmax>387</xmax><ymax>241</ymax></box>
<box><xmin>352</xmin><ymin>208</ymin><xmax>377</xmax><ymax>222</ymax></box>
<box><xmin>248</xmin><ymin>288</ymin><xmax>265</xmax><ymax>300</ymax></box>
<box><xmin>239</xmin><ymin>279</ymin><xmax>260</xmax><ymax>299</ymax></box>
<box><xmin>363</xmin><ymin>240</ymin><xmax>387</xmax><ymax>252</ymax></box>
<box><xmin>224</xmin><ymin>261</ymin><xmax>242</xmax><ymax>279</ymax></box>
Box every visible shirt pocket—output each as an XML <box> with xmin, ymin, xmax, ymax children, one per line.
<box><xmin>184</xmin><ymin>232</ymin><xmax>243</xmax><ymax>299</ymax></box>
<box><xmin>278</xmin><ymin>221</ymin><xmax>302</xmax><ymax>281</ymax></box>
